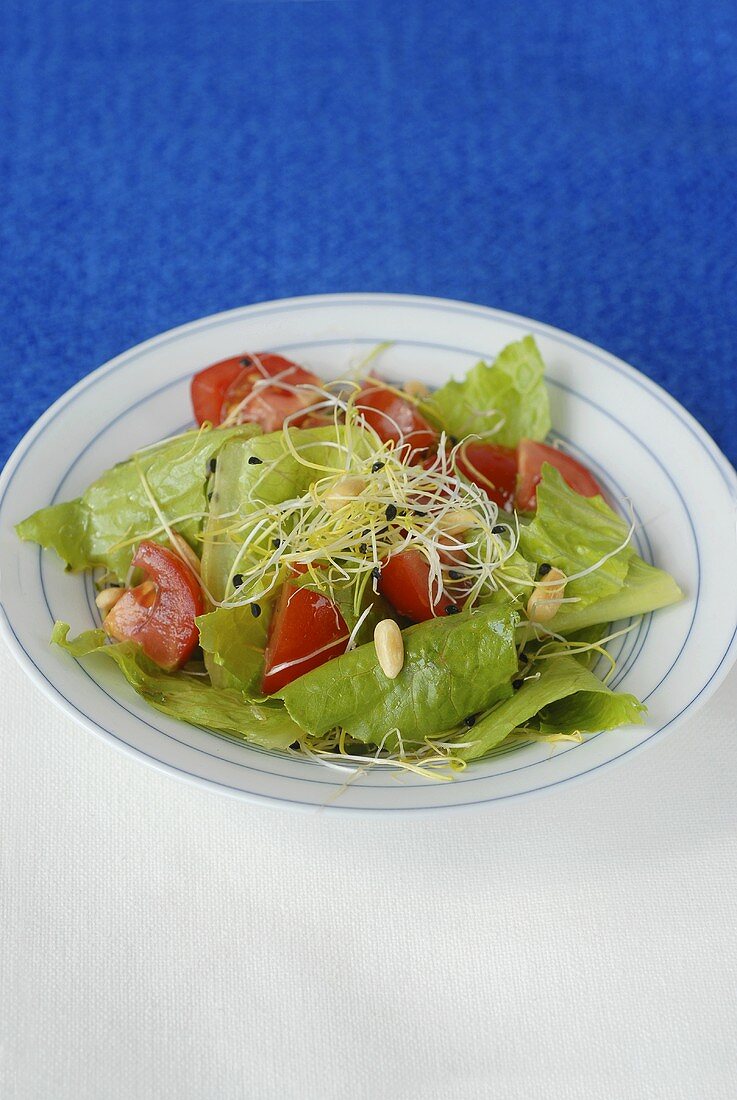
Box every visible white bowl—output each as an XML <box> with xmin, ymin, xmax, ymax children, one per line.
<box><xmin>1</xmin><ymin>294</ymin><xmax>735</xmax><ymax>812</ymax></box>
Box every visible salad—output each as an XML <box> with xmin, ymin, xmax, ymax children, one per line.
<box><xmin>17</xmin><ymin>338</ymin><xmax>682</xmax><ymax>778</ymax></box>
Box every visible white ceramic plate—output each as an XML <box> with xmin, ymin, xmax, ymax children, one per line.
<box><xmin>1</xmin><ymin>294</ymin><xmax>736</xmax><ymax>812</ymax></box>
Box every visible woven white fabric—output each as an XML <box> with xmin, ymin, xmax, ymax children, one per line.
<box><xmin>1</xmin><ymin>639</ymin><xmax>735</xmax><ymax>1100</ymax></box>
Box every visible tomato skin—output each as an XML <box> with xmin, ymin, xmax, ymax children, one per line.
<box><xmin>221</xmin><ymin>354</ymin><xmax>322</xmax><ymax>433</ymax></box>
<box><xmin>103</xmin><ymin>541</ymin><xmax>205</xmax><ymax>670</ymax></box>
<box><xmin>191</xmin><ymin>356</ymin><xmax>248</xmax><ymax>426</ymax></box>
<box><xmin>378</xmin><ymin>549</ymin><xmax>460</xmax><ymax>622</ymax></box>
<box><xmin>356</xmin><ymin>381</ymin><xmax>438</xmax><ymax>461</ymax></box>
<box><xmin>262</xmin><ymin>577</ymin><xmax>349</xmax><ymax>695</ymax></box>
<box><xmin>191</xmin><ymin>353</ymin><xmax>321</xmax><ymax>430</ymax></box>
<box><xmin>299</xmin><ymin>412</ymin><xmax>338</xmax><ymax>429</ymax></box>
<box><xmin>515</xmin><ymin>440</ymin><xmax>603</xmax><ymax>511</ymax></box>
<box><xmin>455</xmin><ymin>442</ymin><xmax>518</xmax><ymax>510</ymax></box>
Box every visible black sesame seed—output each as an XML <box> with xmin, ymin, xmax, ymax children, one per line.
<box><xmin>208</xmin><ymin>457</ymin><xmax>217</xmax><ymax>474</ymax></box>
<box><xmin>464</xmin><ymin>715</ymin><xmax>477</xmax><ymax>729</ymax></box>
<box><xmin>250</xmin><ymin>603</ymin><xmax>262</xmax><ymax>618</ymax></box>
<box><xmin>538</xmin><ymin>562</ymin><xmax>552</xmax><ymax>576</ymax></box>
<box><xmin>371</xmin><ymin>566</ymin><xmax>381</xmax><ymax>582</ymax></box>
<box><xmin>371</xmin><ymin>461</ymin><xmax>385</xmax><ymax>473</ymax></box>
<box><xmin>385</xmin><ymin>503</ymin><xmax>398</xmax><ymax>522</ymax></box>
<box><xmin>512</xmin><ymin>678</ymin><xmax>524</xmax><ymax>690</ymax></box>
<box><xmin>449</xmin><ymin>435</ymin><xmax>458</xmax><ymax>445</ymax></box>
<box><xmin>359</xmin><ymin>542</ymin><xmax>368</xmax><ymax>554</ymax></box>
<box><xmin>492</xmin><ymin>524</ymin><xmax>506</xmax><ymax>534</ymax></box>
<box><xmin>240</xmin><ymin>356</ymin><xmax>253</xmax><ymax>367</ymax></box>
<box><xmin>247</xmin><ymin>455</ymin><xmax>263</xmax><ymax>465</ymax></box>
<box><xmin>272</xmin><ymin>538</ymin><xmax>281</xmax><ymax>548</ymax></box>
<box><xmin>233</xmin><ymin>573</ymin><xmax>244</xmax><ymax>588</ymax></box>
<box><xmin>445</xmin><ymin>604</ymin><xmax>460</xmax><ymax>615</ymax></box>
<box><xmin>449</xmin><ymin>569</ymin><xmax>463</xmax><ymax>580</ymax></box>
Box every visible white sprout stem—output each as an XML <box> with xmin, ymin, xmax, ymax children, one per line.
<box><xmin>346</xmin><ymin>603</ymin><xmax>374</xmax><ymax>651</ymax></box>
<box><xmin>347</xmin><ymin>341</ymin><xmax>394</xmax><ymax>379</ymax></box>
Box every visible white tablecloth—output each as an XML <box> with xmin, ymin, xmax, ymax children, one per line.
<box><xmin>2</xmin><ymin>637</ymin><xmax>735</xmax><ymax>1100</ymax></box>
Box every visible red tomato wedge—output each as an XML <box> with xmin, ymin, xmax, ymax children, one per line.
<box><xmin>356</xmin><ymin>381</ymin><xmax>438</xmax><ymax>461</ymax></box>
<box><xmin>262</xmin><ymin>578</ymin><xmax>349</xmax><ymax>695</ymax></box>
<box><xmin>378</xmin><ymin>549</ymin><xmax>460</xmax><ymax>622</ymax></box>
<box><xmin>221</xmin><ymin>354</ymin><xmax>321</xmax><ymax>433</ymax></box>
<box><xmin>455</xmin><ymin>442</ymin><xmax>518</xmax><ymax>510</ymax></box>
<box><xmin>103</xmin><ymin>541</ymin><xmax>205</xmax><ymax>670</ymax></box>
<box><xmin>190</xmin><ymin>356</ymin><xmax>246</xmax><ymax>426</ymax></box>
<box><xmin>191</xmin><ymin>353</ymin><xmax>321</xmax><ymax>430</ymax></box>
<box><xmin>515</xmin><ymin>440</ymin><xmax>603</xmax><ymax>511</ymax></box>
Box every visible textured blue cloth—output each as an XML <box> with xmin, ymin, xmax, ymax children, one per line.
<box><xmin>1</xmin><ymin>0</ymin><xmax>735</xmax><ymax>465</ymax></box>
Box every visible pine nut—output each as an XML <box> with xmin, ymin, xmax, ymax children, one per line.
<box><xmin>169</xmin><ymin>530</ymin><xmax>201</xmax><ymax>577</ymax></box>
<box><xmin>323</xmin><ymin>475</ymin><xmax>367</xmax><ymax>512</ymax></box>
<box><xmin>403</xmin><ymin>379</ymin><xmax>430</xmax><ymax>398</ymax></box>
<box><xmin>95</xmin><ymin>587</ymin><xmax>124</xmax><ymax>615</ymax></box>
<box><xmin>437</xmin><ymin>508</ymin><xmax>478</xmax><ymax>535</ymax></box>
<box><xmin>527</xmin><ymin>567</ymin><xmax>567</xmax><ymax>623</ymax></box>
<box><xmin>374</xmin><ymin>618</ymin><xmax>404</xmax><ymax>679</ymax></box>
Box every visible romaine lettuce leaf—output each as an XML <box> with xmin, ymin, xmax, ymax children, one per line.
<box><xmin>52</xmin><ymin>622</ymin><xmax>300</xmax><ymax>750</ymax></box>
<box><xmin>16</xmin><ymin>425</ymin><xmax>259</xmax><ymax>581</ymax></box>
<box><xmin>542</xmin><ymin>556</ymin><xmax>683</xmax><ymax>635</ymax></box>
<box><xmin>197</xmin><ymin>604</ymin><xmax>271</xmax><ymax>696</ymax></box>
<box><xmin>202</xmin><ymin>426</ymin><xmax>371</xmax><ymax>601</ymax></box>
<box><xmin>199</xmin><ymin>426</ymin><xmax>382</xmax><ymax>691</ymax></box>
<box><xmin>279</xmin><ymin>606</ymin><xmax>518</xmax><ymax>747</ymax></box>
<box><xmin>459</xmin><ymin>655</ymin><xmax>644</xmax><ymax>760</ymax></box>
<box><xmin>518</xmin><ymin>466</ymin><xmax>681</xmax><ymax>633</ymax></box>
<box><xmin>424</xmin><ymin>336</ymin><xmax>550</xmax><ymax>446</ymax></box>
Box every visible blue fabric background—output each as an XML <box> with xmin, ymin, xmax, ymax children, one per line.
<box><xmin>1</xmin><ymin>0</ymin><xmax>735</xmax><ymax>465</ymax></box>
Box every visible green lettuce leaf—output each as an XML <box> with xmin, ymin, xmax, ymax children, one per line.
<box><xmin>197</xmin><ymin>604</ymin><xmax>271</xmax><ymax>696</ymax></box>
<box><xmin>279</xmin><ymin>606</ymin><xmax>518</xmax><ymax>748</ymax></box>
<box><xmin>199</xmin><ymin>425</ymin><xmax>382</xmax><ymax>692</ymax></box>
<box><xmin>424</xmin><ymin>336</ymin><xmax>551</xmax><ymax>446</ymax></box>
<box><xmin>202</xmin><ymin>426</ymin><xmax>371</xmax><ymax>601</ymax></box>
<box><xmin>51</xmin><ymin>622</ymin><xmax>300</xmax><ymax>751</ymax></box>
<box><xmin>543</xmin><ymin>556</ymin><xmax>683</xmax><ymax>635</ymax></box>
<box><xmin>16</xmin><ymin>425</ymin><xmax>259</xmax><ymax>581</ymax></box>
<box><xmin>459</xmin><ymin>655</ymin><xmax>645</xmax><ymax>760</ymax></box>
<box><xmin>518</xmin><ymin>466</ymin><xmax>682</xmax><ymax>633</ymax></box>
